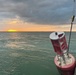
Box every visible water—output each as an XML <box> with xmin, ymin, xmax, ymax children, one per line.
<box><xmin>0</xmin><ymin>32</ymin><xmax>76</xmax><ymax>75</ymax></box>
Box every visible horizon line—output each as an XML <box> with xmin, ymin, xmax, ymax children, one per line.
<box><xmin>0</xmin><ymin>31</ymin><xmax>76</xmax><ymax>32</ymax></box>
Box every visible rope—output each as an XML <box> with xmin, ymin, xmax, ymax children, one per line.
<box><xmin>67</xmin><ymin>0</ymin><xmax>75</xmax><ymax>53</ymax></box>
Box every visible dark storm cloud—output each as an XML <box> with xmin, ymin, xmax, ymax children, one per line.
<box><xmin>0</xmin><ymin>0</ymin><xmax>74</xmax><ymax>25</ymax></box>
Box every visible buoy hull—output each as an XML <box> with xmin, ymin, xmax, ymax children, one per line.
<box><xmin>54</xmin><ymin>54</ymin><xmax>76</xmax><ymax>75</ymax></box>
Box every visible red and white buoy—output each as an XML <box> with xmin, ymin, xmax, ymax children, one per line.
<box><xmin>49</xmin><ymin>32</ymin><xmax>76</xmax><ymax>75</ymax></box>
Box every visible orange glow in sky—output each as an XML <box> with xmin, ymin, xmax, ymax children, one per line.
<box><xmin>0</xmin><ymin>18</ymin><xmax>76</xmax><ymax>32</ymax></box>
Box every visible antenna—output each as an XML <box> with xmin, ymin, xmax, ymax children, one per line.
<box><xmin>67</xmin><ymin>0</ymin><xmax>75</xmax><ymax>53</ymax></box>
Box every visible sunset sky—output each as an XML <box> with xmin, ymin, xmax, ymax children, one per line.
<box><xmin>0</xmin><ymin>0</ymin><xmax>76</xmax><ymax>32</ymax></box>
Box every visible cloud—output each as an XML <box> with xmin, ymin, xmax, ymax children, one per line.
<box><xmin>0</xmin><ymin>0</ymin><xmax>74</xmax><ymax>25</ymax></box>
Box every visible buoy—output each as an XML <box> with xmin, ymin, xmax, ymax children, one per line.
<box><xmin>49</xmin><ymin>32</ymin><xmax>76</xmax><ymax>75</ymax></box>
<box><xmin>54</xmin><ymin>54</ymin><xmax>75</xmax><ymax>75</ymax></box>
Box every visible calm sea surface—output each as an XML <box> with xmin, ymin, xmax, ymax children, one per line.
<box><xmin>0</xmin><ymin>32</ymin><xmax>76</xmax><ymax>75</ymax></box>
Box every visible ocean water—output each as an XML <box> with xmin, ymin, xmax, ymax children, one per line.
<box><xmin>0</xmin><ymin>32</ymin><xmax>76</xmax><ymax>75</ymax></box>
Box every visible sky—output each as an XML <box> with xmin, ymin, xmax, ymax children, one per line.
<box><xmin>0</xmin><ymin>0</ymin><xmax>76</xmax><ymax>32</ymax></box>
